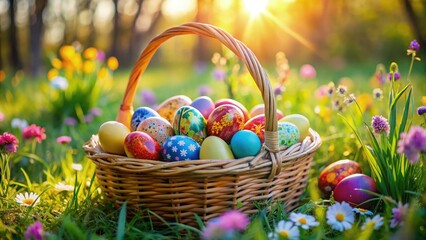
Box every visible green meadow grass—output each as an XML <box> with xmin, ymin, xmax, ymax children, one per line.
<box><xmin>0</xmin><ymin>59</ymin><xmax>425</xmax><ymax>239</ymax></box>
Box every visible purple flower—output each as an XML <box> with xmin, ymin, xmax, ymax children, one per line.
<box><xmin>300</xmin><ymin>64</ymin><xmax>316</xmax><ymax>79</ymax></box>
<box><xmin>274</xmin><ymin>85</ymin><xmax>284</xmax><ymax>96</ymax></box>
<box><xmin>64</xmin><ymin>117</ymin><xmax>77</xmax><ymax>126</ymax></box>
<box><xmin>24</xmin><ymin>220</ymin><xmax>45</xmax><ymax>240</ymax></box>
<box><xmin>139</xmin><ymin>89</ymin><xmax>156</xmax><ymax>107</ymax></box>
<box><xmin>417</xmin><ymin>106</ymin><xmax>426</xmax><ymax>116</ymax></box>
<box><xmin>0</xmin><ymin>132</ymin><xmax>19</xmax><ymax>153</ymax></box>
<box><xmin>390</xmin><ymin>202</ymin><xmax>408</xmax><ymax>228</ymax></box>
<box><xmin>84</xmin><ymin>114</ymin><xmax>93</xmax><ymax>123</ymax></box>
<box><xmin>213</xmin><ymin>68</ymin><xmax>226</xmax><ymax>81</ymax></box>
<box><xmin>388</xmin><ymin>72</ymin><xmax>401</xmax><ymax>81</ymax></box>
<box><xmin>408</xmin><ymin>39</ymin><xmax>420</xmax><ymax>52</ymax></box>
<box><xmin>201</xmin><ymin>210</ymin><xmax>249</xmax><ymax>240</ymax></box>
<box><xmin>96</xmin><ymin>50</ymin><xmax>106</xmax><ymax>62</ymax></box>
<box><xmin>397</xmin><ymin>126</ymin><xmax>426</xmax><ymax>164</ymax></box>
<box><xmin>198</xmin><ymin>85</ymin><xmax>212</xmax><ymax>96</ymax></box>
<box><xmin>22</xmin><ymin>124</ymin><xmax>46</xmax><ymax>143</ymax></box>
<box><xmin>89</xmin><ymin>107</ymin><xmax>102</xmax><ymax>117</ymax></box>
<box><xmin>371</xmin><ymin>115</ymin><xmax>390</xmax><ymax>135</ymax></box>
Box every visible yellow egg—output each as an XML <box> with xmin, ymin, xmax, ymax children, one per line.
<box><xmin>98</xmin><ymin>121</ymin><xmax>130</xmax><ymax>155</ymax></box>
<box><xmin>279</xmin><ymin>114</ymin><xmax>310</xmax><ymax>141</ymax></box>
<box><xmin>200</xmin><ymin>136</ymin><xmax>234</xmax><ymax>160</ymax></box>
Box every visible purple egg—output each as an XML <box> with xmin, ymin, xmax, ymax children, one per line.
<box><xmin>333</xmin><ymin>173</ymin><xmax>377</xmax><ymax>209</ymax></box>
<box><xmin>190</xmin><ymin>96</ymin><xmax>215</xmax><ymax>120</ymax></box>
<box><xmin>130</xmin><ymin>107</ymin><xmax>160</xmax><ymax>131</ymax></box>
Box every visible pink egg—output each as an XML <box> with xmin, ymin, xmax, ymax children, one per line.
<box><xmin>137</xmin><ymin>117</ymin><xmax>174</xmax><ymax>146</ymax></box>
<box><xmin>333</xmin><ymin>173</ymin><xmax>377</xmax><ymax>209</ymax></box>
<box><xmin>207</xmin><ymin>104</ymin><xmax>245</xmax><ymax>143</ymax></box>
<box><xmin>249</xmin><ymin>104</ymin><xmax>284</xmax><ymax>119</ymax></box>
<box><xmin>190</xmin><ymin>96</ymin><xmax>215</xmax><ymax>120</ymax></box>
<box><xmin>215</xmin><ymin>99</ymin><xmax>250</xmax><ymax>122</ymax></box>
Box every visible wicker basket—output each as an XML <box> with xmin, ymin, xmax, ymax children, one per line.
<box><xmin>83</xmin><ymin>22</ymin><xmax>321</xmax><ymax>225</ymax></box>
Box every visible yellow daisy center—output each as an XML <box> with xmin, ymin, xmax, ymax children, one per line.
<box><xmin>336</xmin><ymin>213</ymin><xmax>345</xmax><ymax>222</ymax></box>
<box><xmin>298</xmin><ymin>218</ymin><xmax>307</xmax><ymax>225</ymax></box>
<box><xmin>278</xmin><ymin>230</ymin><xmax>289</xmax><ymax>237</ymax></box>
<box><xmin>22</xmin><ymin>198</ymin><xmax>35</xmax><ymax>205</ymax></box>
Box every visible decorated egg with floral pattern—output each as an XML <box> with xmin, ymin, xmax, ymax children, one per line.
<box><xmin>277</xmin><ymin>122</ymin><xmax>300</xmax><ymax>147</ymax></box>
<box><xmin>207</xmin><ymin>104</ymin><xmax>245</xmax><ymax>143</ymax></box>
<box><xmin>318</xmin><ymin>159</ymin><xmax>362</xmax><ymax>196</ymax></box>
<box><xmin>130</xmin><ymin>107</ymin><xmax>160</xmax><ymax>131</ymax></box>
<box><xmin>215</xmin><ymin>98</ymin><xmax>250</xmax><ymax>122</ymax></box>
<box><xmin>172</xmin><ymin>106</ymin><xmax>207</xmax><ymax>144</ymax></box>
<box><xmin>162</xmin><ymin>135</ymin><xmax>200</xmax><ymax>161</ymax></box>
<box><xmin>136</xmin><ymin>117</ymin><xmax>174</xmax><ymax>146</ymax></box>
<box><xmin>244</xmin><ymin>114</ymin><xmax>266</xmax><ymax>143</ymax></box>
<box><xmin>156</xmin><ymin>95</ymin><xmax>192</xmax><ymax>123</ymax></box>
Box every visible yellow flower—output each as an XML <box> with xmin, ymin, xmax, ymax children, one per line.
<box><xmin>107</xmin><ymin>57</ymin><xmax>119</xmax><ymax>71</ymax></box>
<box><xmin>71</xmin><ymin>54</ymin><xmax>83</xmax><ymax>71</ymax></box>
<box><xmin>83</xmin><ymin>61</ymin><xmax>95</xmax><ymax>74</ymax></box>
<box><xmin>83</xmin><ymin>47</ymin><xmax>98</xmax><ymax>60</ymax></box>
<box><xmin>47</xmin><ymin>69</ymin><xmax>59</xmax><ymax>80</ymax></box>
<box><xmin>97</xmin><ymin>67</ymin><xmax>108</xmax><ymax>79</ymax></box>
<box><xmin>51</xmin><ymin>58</ymin><xmax>62</xmax><ymax>69</ymax></box>
<box><xmin>422</xmin><ymin>96</ymin><xmax>426</xmax><ymax>106</ymax></box>
<box><xmin>59</xmin><ymin>45</ymin><xmax>75</xmax><ymax>60</ymax></box>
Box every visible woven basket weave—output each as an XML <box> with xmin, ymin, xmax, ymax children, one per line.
<box><xmin>83</xmin><ymin>22</ymin><xmax>321</xmax><ymax>225</ymax></box>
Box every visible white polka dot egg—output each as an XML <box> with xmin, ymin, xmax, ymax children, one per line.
<box><xmin>162</xmin><ymin>135</ymin><xmax>200</xmax><ymax>162</ymax></box>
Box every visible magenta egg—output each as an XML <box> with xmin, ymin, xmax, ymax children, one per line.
<box><xmin>190</xmin><ymin>96</ymin><xmax>215</xmax><ymax>119</ymax></box>
<box><xmin>333</xmin><ymin>173</ymin><xmax>377</xmax><ymax>209</ymax></box>
<box><xmin>207</xmin><ymin>104</ymin><xmax>245</xmax><ymax>143</ymax></box>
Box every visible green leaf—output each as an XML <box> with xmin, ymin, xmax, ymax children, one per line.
<box><xmin>116</xmin><ymin>202</ymin><xmax>127</xmax><ymax>240</ymax></box>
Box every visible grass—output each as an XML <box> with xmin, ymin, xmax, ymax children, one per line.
<box><xmin>0</xmin><ymin>55</ymin><xmax>425</xmax><ymax>239</ymax></box>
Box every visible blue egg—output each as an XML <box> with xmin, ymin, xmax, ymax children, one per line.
<box><xmin>131</xmin><ymin>107</ymin><xmax>160</xmax><ymax>131</ymax></box>
<box><xmin>278</xmin><ymin>122</ymin><xmax>300</xmax><ymax>147</ymax></box>
<box><xmin>230</xmin><ymin>130</ymin><xmax>261</xmax><ymax>158</ymax></box>
<box><xmin>162</xmin><ymin>135</ymin><xmax>200</xmax><ymax>161</ymax></box>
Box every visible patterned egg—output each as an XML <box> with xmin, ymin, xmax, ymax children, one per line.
<box><xmin>190</xmin><ymin>96</ymin><xmax>215</xmax><ymax>119</ymax></box>
<box><xmin>280</xmin><ymin>114</ymin><xmax>310</xmax><ymax>141</ymax></box>
<box><xmin>318</xmin><ymin>159</ymin><xmax>362</xmax><ymax>197</ymax></box>
<box><xmin>156</xmin><ymin>95</ymin><xmax>192</xmax><ymax>123</ymax></box>
<box><xmin>136</xmin><ymin>117</ymin><xmax>174</xmax><ymax>146</ymax></box>
<box><xmin>244</xmin><ymin>114</ymin><xmax>266</xmax><ymax>143</ymax></box>
<box><xmin>277</xmin><ymin>122</ymin><xmax>300</xmax><ymax>147</ymax></box>
<box><xmin>173</xmin><ymin>106</ymin><xmax>207</xmax><ymax>144</ymax></box>
<box><xmin>215</xmin><ymin>99</ymin><xmax>250</xmax><ymax>122</ymax></box>
<box><xmin>207</xmin><ymin>104</ymin><xmax>245</xmax><ymax>143</ymax></box>
<box><xmin>130</xmin><ymin>107</ymin><xmax>160</xmax><ymax>131</ymax></box>
<box><xmin>162</xmin><ymin>135</ymin><xmax>200</xmax><ymax>161</ymax></box>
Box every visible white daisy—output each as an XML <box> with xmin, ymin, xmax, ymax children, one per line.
<box><xmin>289</xmin><ymin>212</ymin><xmax>319</xmax><ymax>230</ymax></box>
<box><xmin>55</xmin><ymin>182</ymin><xmax>74</xmax><ymax>192</ymax></box>
<box><xmin>188</xmin><ymin>144</ymin><xmax>196</xmax><ymax>152</ymax></box>
<box><xmin>362</xmin><ymin>214</ymin><xmax>384</xmax><ymax>230</ymax></box>
<box><xmin>15</xmin><ymin>192</ymin><xmax>40</xmax><ymax>207</ymax></box>
<box><xmin>172</xmin><ymin>146</ymin><xmax>178</xmax><ymax>152</ymax></box>
<box><xmin>71</xmin><ymin>163</ymin><xmax>83</xmax><ymax>171</ymax></box>
<box><xmin>326</xmin><ymin>201</ymin><xmax>355</xmax><ymax>232</ymax></box>
<box><xmin>178</xmin><ymin>140</ymin><xmax>185</xmax><ymax>146</ymax></box>
<box><xmin>268</xmin><ymin>220</ymin><xmax>300</xmax><ymax>240</ymax></box>
<box><xmin>180</xmin><ymin>149</ymin><xmax>187</xmax><ymax>157</ymax></box>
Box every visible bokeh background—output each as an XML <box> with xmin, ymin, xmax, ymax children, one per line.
<box><xmin>1</xmin><ymin>0</ymin><xmax>425</xmax><ymax>77</ymax></box>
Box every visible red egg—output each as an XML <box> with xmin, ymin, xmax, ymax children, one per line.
<box><xmin>333</xmin><ymin>173</ymin><xmax>377</xmax><ymax>209</ymax></box>
<box><xmin>207</xmin><ymin>104</ymin><xmax>245</xmax><ymax>143</ymax></box>
<box><xmin>215</xmin><ymin>99</ymin><xmax>250</xmax><ymax>122</ymax></box>
<box><xmin>249</xmin><ymin>104</ymin><xmax>284</xmax><ymax>119</ymax></box>
<box><xmin>244</xmin><ymin>114</ymin><xmax>266</xmax><ymax>143</ymax></box>
<box><xmin>124</xmin><ymin>131</ymin><xmax>161</xmax><ymax>160</ymax></box>
<box><xmin>318</xmin><ymin>159</ymin><xmax>362</xmax><ymax>196</ymax></box>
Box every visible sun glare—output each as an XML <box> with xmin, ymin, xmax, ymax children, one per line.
<box><xmin>243</xmin><ymin>0</ymin><xmax>269</xmax><ymax>17</ymax></box>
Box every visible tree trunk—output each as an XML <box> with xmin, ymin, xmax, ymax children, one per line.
<box><xmin>8</xmin><ymin>0</ymin><xmax>22</xmax><ymax>71</ymax></box>
<box><xmin>111</xmin><ymin>0</ymin><xmax>120</xmax><ymax>58</ymax></box>
<box><xmin>29</xmin><ymin>0</ymin><xmax>47</xmax><ymax>76</ymax></box>
<box><xmin>401</xmin><ymin>0</ymin><xmax>426</xmax><ymax>48</ymax></box>
<box><xmin>194</xmin><ymin>0</ymin><xmax>211</xmax><ymax>63</ymax></box>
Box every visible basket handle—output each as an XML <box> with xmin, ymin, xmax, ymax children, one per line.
<box><xmin>116</xmin><ymin>22</ymin><xmax>281</xmax><ymax>178</ymax></box>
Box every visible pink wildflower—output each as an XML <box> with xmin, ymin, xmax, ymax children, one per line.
<box><xmin>299</xmin><ymin>64</ymin><xmax>316</xmax><ymax>79</ymax></box>
<box><xmin>202</xmin><ymin>210</ymin><xmax>249</xmax><ymax>240</ymax></box>
<box><xmin>0</xmin><ymin>132</ymin><xmax>19</xmax><ymax>153</ymax></box>
<box><xmin>24</xmin><ymin>220</ymin><xmax>45</xmax><ymax>240</ymax></box>
<box><xmin>397</xmin><ymin>126</ymin><xmax>426</xmax><ymax>164</ymax></box>
<box><xmin>56</xmin><ymin>136</ymin><xmax>72</xmax><ymax>144</ymax></box>
<box><xmin>64</xmin><ymin>117</ymin><xmax>77</xmax><ymax>126</ymax></box>
<box><xmin>22</xmin><ymin>124</ymin><xmax>46</xmax><ymax>143</ymax></box>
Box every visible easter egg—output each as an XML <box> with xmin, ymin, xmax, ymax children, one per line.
<box><xmin>277</xmin><ymin>122</ymin><xmax>299</xmax><ymax>147</ymax></box>
<box><xmin>162</xmin><ymin>135</ymin><xmax>200</xmax><ymax>161</ymax></box>
<box><xmin>207</xmin><ymin>104</ymin><xmax>245</xmax><ymax>143</ymax></box>
<box><xmin>230</xmin><ymin>130</ymin><xmax>261</xmax><ymax>158</ymax></box>
<box><xmin>130</xmin><ymin>107</ymin><xmax>160</xmax><ymax>131</ymax></box>
<box><xmin>334</xmin><ymin>173</ymin><xmax>377</xmax><ymax>209</ymax></box>
<box><xmin>244</xmin><ymin>114</ymin><xmax>266</xmax><ymax>143</ymax></box>
<box><xmin>280</xmin><ymin>114</ymin><xmax>310</xmax><ymax>141</ymax></box>
<box><xmin>200</xmin><ymin>136</ymin><xmax>234</xmax><ymax>160</ymax></box>
<box><xmin>98</xmin><ymin>121</ymin><xmax>130</xmax><ymax>155</ymax></box>
<box><xmin>173</xmin><ymin>106</ymin><xmax>207</xmax><ymax>144</ymax></box>
<box><xmin>249</xmin><ymin>104</ymin><xmax>284</xmax><ymax>119</ymax></box>
<box><xmin>318</xmin><ymin>159</ymin><xmax>362</xmax><ymax>196</ymax></box>
<box><xmin>156</xmin><ymin>95</ymin><xmax>192</xmax><ymax>123</ymax></box>
<box><xmin>124</xmin><ymin>131</ymin><xmax>161</xmax><ymax>160</ymax></box>
<box><xmin>215</xmin><ymin>99</ymin><xmax>250</xmax><ymax>122</ymax></box>
<box><xmin>190</xmin><ymin>96</ymin><xmax>215</xmax><ymax>119</ymax></box>
<box><xmin>136</xmin><ymin>116</ymin><xmax>174</xmax><ymax>146</ymax></box>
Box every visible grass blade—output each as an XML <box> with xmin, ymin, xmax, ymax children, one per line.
<box><xmin>116</xmin><ymin>202</ymin><xmax>127</xmax><ymax>240</ymax></box>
